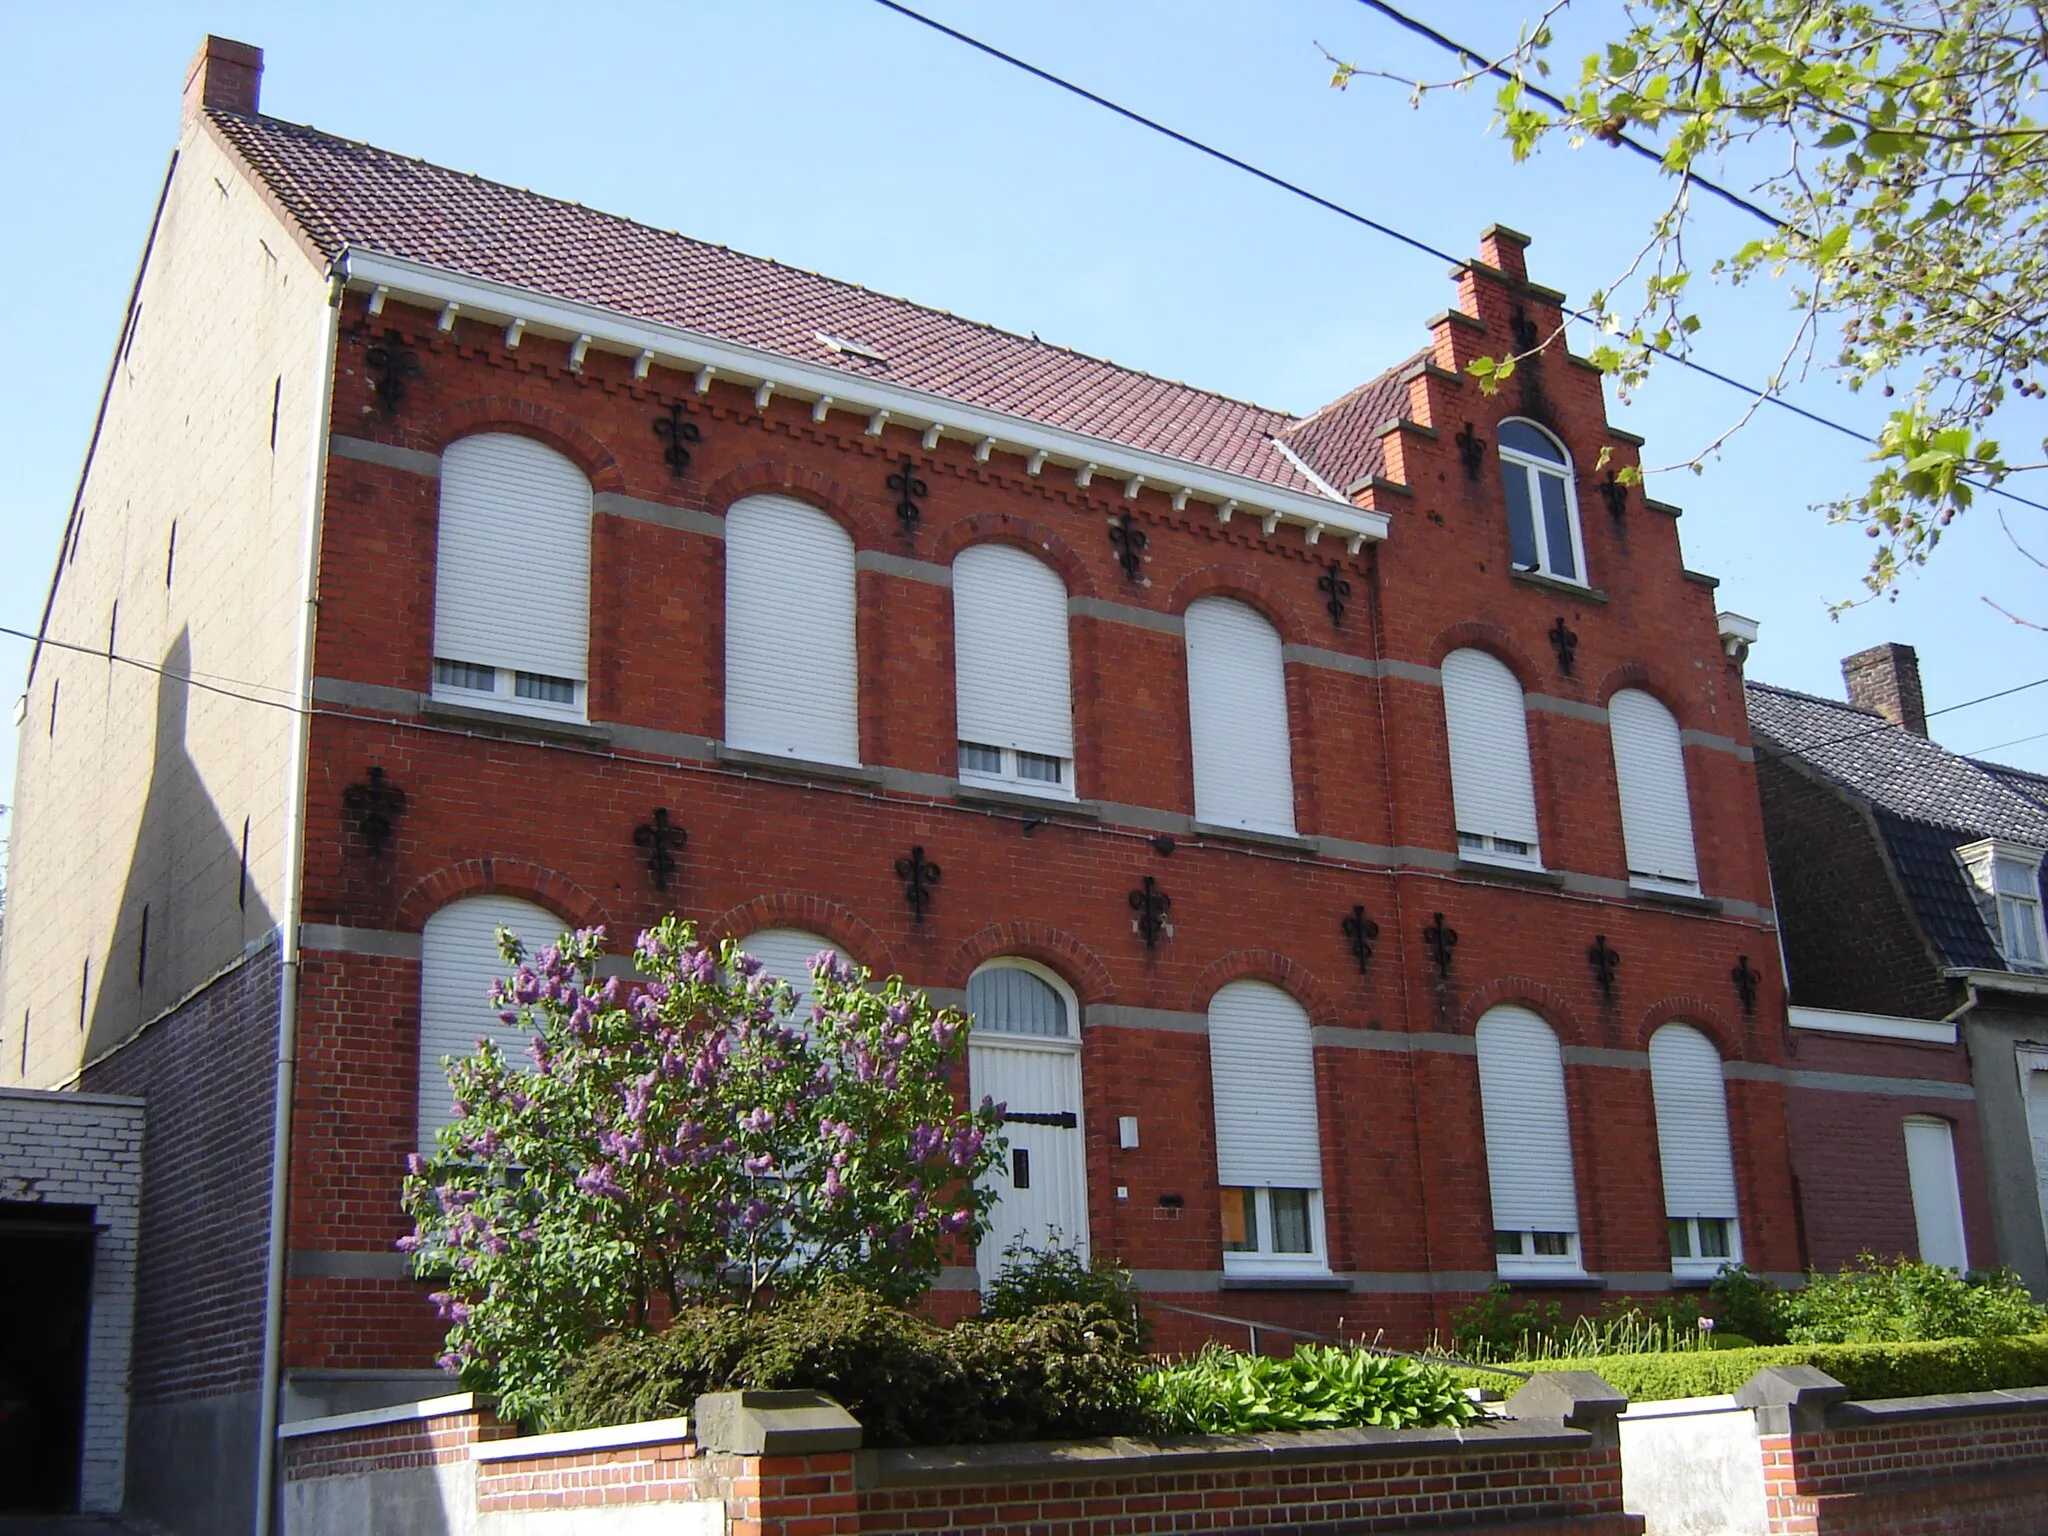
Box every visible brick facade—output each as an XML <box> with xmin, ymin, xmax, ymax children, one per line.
<box><xmin>1760</xmin><ymin>1403</ymin><xmax>2048</xmax><ymax>1534</ymax></box>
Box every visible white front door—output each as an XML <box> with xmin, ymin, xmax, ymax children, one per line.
<box><xmin>970</xmin><ymin>1032</ymin><xmax>1088</xmax><ymax>1282</ymax></box>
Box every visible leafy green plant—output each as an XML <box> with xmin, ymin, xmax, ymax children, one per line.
<box><xmin>1709</xmin><ymin>1265</ymin><xmax>1787</xmax><ymax>1345</ymax></box>
<box><xmin>1449</xmin><ymin>1284</ymin><xmax>1713</xmax><ymax>1362</ymax></box>
<box><xmin>398</xmin><ymin>918</ymin><xmax>1005</xmax><ymax>1421</ymax></box>
<box><xmin>1449</xmin><ymin>1284</ymin><xmax>1565</xmax><ymax>1360</ymax></box>
<box><xmin>980</xmin><ymin>1235</ymin><xmax>1147</xmax><ymax>1349</ymax></box>
<box><xmin>1140</xmin><ymin>1345</ymin><xmax>1478</xmax><ymax>1434</ymax></box>
<box><xmin>1779</xmin><ymin>1255</ymin><xmax>2048</xmax><ymax>1343</ymax></box>
<box><xmin>551</xmin><ymin>1287</ymin><xmax>1143</xmax><ymax>1446</ymax></box>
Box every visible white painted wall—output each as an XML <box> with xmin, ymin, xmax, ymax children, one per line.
<box><xmin>0</xmin><ymin>1085</ymin><xmax>146</xmax><ymax>1513</ymax></box>
<box><xmin>1618</xmin><ymin>1393</ymin><xmax>1767</xmax><ymax>1536</ymax></box>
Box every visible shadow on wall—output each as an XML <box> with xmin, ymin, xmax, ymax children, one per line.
<box><xmin>89</xmin><ymin>629</ymin><xmax>277</xmax><ymax>1061</ymax></box>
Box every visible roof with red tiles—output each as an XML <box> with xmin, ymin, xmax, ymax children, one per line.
<box><xmin>1276</xmin><ymin>354</ymin><xmax>1426</xmax><ymax>494</ymax></box>
<box><xmin>209</xmin><ymin>109</ymin><xmax>1419</xmax><ymax>500</ymax></box>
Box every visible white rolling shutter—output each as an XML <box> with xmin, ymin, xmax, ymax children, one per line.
<box><xmin>1904</xmin><ymin>1116</ymin><xmax>1969</xmax><ymax>1269</ymax></box>
<box><xmin>724</xmin><ymin>495</ymin><xmax>860</xmax><ymax>764</ymax></box>
<box><xmin>953</xmin><ymin>544</ymin><xmax>1074</xmax><ymax>759</ymax></box>
<box><xmin>434</xmin><ymin>435</ymin><xmax>591</xmax><ymax>680</ymax></box>
<box><xmin>1441</xmin><ymin>650</ymin><xmax>1542</xmax><ymax>851</ymax></box>
<box><xmin>418</xmin><ymin>895</ymin><xmax>561</xmax><ymax>1147</ymax></box>
<box><xmin>1610</xmin><ymin>689</ymin><xmax>1700</xmax><ymax>887</ymax></box>
<box><xmin>1207</xmin><ymin>981</ymin><xmax>1322</xmax><ymax>1189</ymax></box>
<box><xmin>1184</xmin><ymin>598</ymin><xmax>1296</xmax><ymax>835</ymax></box>
<box><xmin>736</xmin><ymin>928</ymin><xmax>838</xmax><ymax>1017</ymax></box>
<box><xmin>1475</xmin><ymin>1005</ymin><xmax>1579</xmax><ymax>1233</ymax></box>
<box><xmin>1649</xmin><ymin>1024</ymin><xmax>1738</xmax><ymax>1218</ymax></box>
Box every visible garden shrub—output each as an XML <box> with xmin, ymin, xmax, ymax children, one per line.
<box><xmin>1452</xmin><ymin>1333</ymin><xmax>2048</xmax><ymax>1403</ymax></box>
<box><xmin>1142</xmin><ymin>1344</ymin><xmax>1479</xmax><ymax>1434</ymax></box>
<box><xmin>980</xmin><ymin>1236</ymin><xmax>1147</xmax><ymax>1349</ymax></box>
<box><xmin>1707</xmin><ymin>1258</ymin><xmax>2047</xmax><ymax>1346</ymax></box>
<box><xmin>551</xmin><ymin>1287</ymin><xmax>1143</xmax><ymax>1445</ymax></box>
<box><xmin>1449</xmin><ymin>1282</ymin><xmax>1710</xmax><ymax>1361</ymax></box>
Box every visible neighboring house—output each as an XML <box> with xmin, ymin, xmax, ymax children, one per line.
<box><xmin>3</xmin><ymin>37</ymin><xmax>1802</xmax><ymax>1531</ymax></box>
<box><xmin>1748</xmin><ymin>644</ymin><xmax>2048</xmax><ymax>1288</ymax></box>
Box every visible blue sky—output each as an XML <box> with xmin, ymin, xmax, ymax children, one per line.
<box><xmin>2</xmin><ymin>0</ymin><xmax>2043</xmax><ymax>849</ymax></box>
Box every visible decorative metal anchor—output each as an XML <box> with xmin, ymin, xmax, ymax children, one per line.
<box><xmin>1342</xmin><ymin>905</ymin><xmax>1379</xmax><ymax>975</ymax></box>
<box><xmin>1319</xmin><ymin>561</ymin><xmax>1353</xmax><ymax>628</ymax></box>
<box><xmin>1423</xmin><ymin>912</ymin><xmax>1458</xmax><ymax>976</ymax></box>
<box><xmin>1588</xmin><ymin>934</ymin><xmax>1621</xmax><ymax>995</ymax></box>
<box><xmin>364</xmin><ymin>329</ymin><xmax>420</xmax><ymax>417</ymax></box>
<box><xmin>887</xmin><ymin>459</ymin><xmax>928</xmax><ymax>533</ymax></box>
<box><xmin>653</xmin><ymin>402</ymin><xmax>701</xmax><ymax>478</ymax></box>
<box><xmin>342</xmin><ymin>765</ymin><xmax>406</xmax><ymax>858</ymax></box>
<box><xmin>1108</xmin><ymin>513</ymin><xmax>1147</xmax><ymax>582</ymax></box>
<box><xmin>895</xmin><ymin>846</ymin><xmax>941</xmax><ymax>925</ymax></box>
<box><xmin>1129</xmin><ymin>876</ymin><xmax>1171</xmax><ymax>951</ymax></box>
<box><xmin>1549</xmin><ymin>616</ymin><xmax>1579</xmax><ymax>677</ymax></box>
<box><xmin>1455</xmin><ymin>422</ymin><xmax>1486</xmax><ymax>481</ymax></box>
<box><xmin>1732</xmin><ymin>955</ymin><xmax>1762</xmax><ymax>1015</ymax></box>
<box><xmin>633</xmin><ymin>808</ymin><xmax>686</xmax><ymax>892</ymax></box>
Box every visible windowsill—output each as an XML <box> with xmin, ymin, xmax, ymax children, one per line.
<box><xmin>1193</xmin><ymin>822</ymin><xmax>1317</xmax><ymax>853</ymax></box>
<box><xmin>955</xmin><ymin>782</ymin><xmax>1100</xmax><ymax>819</ymax></box>
<box><xmin>1497</xmin><ymin>1271</ymin><xmax>1604</xmax><ymax>1290</ymax></box>
<box><xmin>1629</xmin><ymin>883</ymin><xmax>1718</xmax><ymax>912</ymax></box>
<box><xmin>1219</xmin><ymin>1273</ymin><xmax>1350</xmax><ymax>1292</ymax></box>
<box><xmin>1667</xmin><ymin>1269</ymin><xmax>1727</xmax><ymax>1289</ymax></box>
<box><xmin>1509</xmin><ymin>567</ymin><xmax>1609</xmax><ymax>604</ymax></box>
<box><xmin>1456</xmin><ymin>856</ymin><xmax>1565</xmax><ymax>889</ymax></box>
<box><xmin>420</xmin><ymin>697</ymin><xmax>611</xmax><ymax>743</ymax></box>
<box><xmin>715</xmin><ymin>745</ymin><xmax>883</xmax><ymax>786</ymax></box>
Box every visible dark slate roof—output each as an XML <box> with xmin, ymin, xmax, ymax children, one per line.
<box><xmin>206</xmin><ymin>109</ymin><xmax>1391</xmax><ymax>500</ymax></box>
<box><xmin>1979</xmin><ymin>759</ymin><xmax>2048</xmax><ymax>815</ymax></box>
<box><xmin>1746</xmin><ymin>681</ymin><xmax>2048</xmax><ymax>972</ymax></box>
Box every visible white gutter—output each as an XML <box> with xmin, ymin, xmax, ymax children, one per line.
<box><xmin>1945</xmin><ymin>967</ymin><xmax>2048</xmax><ymax>1002</ymax></box>
<box><xmin>336</xmin><ymin>248</ymin><xmax>1390</xmax><ymax>552</ymax></box>
<box><xmin>252</xmin><ymin>270</ymin><xmax>344</xmax><ymax>1536</ymax></box>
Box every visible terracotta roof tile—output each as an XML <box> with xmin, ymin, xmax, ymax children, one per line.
<box><xmin>209</xmin><ymin>110</ymin><xmax>1364</xmax><ymax>497</ymax></box>
<box><xmin>1278</xmin><ymin>355</ymin><xmax>1424</xmax><ymax>492</ymax></box>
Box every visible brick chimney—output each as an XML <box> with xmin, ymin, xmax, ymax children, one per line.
<box><xmin>1842</xmin><ymin>643</ymin><xmax>1928</xmax><ymax>736</ymax></box>
<box><xmin>182</xmin><ymin>36</ymin><xmax>262</xmax><ymax>129</ymax></box>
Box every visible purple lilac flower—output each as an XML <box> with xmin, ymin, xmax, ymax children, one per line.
<box><xmin>941</xmin><ymin>1208</ymin><xmax>974</xmax><ymax>1234</ymax></box>
<box><xmin>576</xmin><ymin>1163</ymin><xmax>626</xmax><ymax>1200</ymax></box>
<box><xmin>908</xmin><ymin>1125</ymin><xmax>943</xmax><ymax>1163</ymax></box>
<box><xmin>743</xmin><ymin>1154</ymin><xmax>776</xmax><ymax>1176</ymax></box>
<box><xmin>406</xmin><ymin>1153</ymin><xmax>428</xmax><ymax>1177</ymax></box>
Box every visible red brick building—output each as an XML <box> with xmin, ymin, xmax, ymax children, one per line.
<box><xmin>3</xmin><ymin>36</ymin><xmax>1800</xmax><ymax>1532</ymax></box>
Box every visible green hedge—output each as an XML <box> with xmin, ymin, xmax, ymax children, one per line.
<box><xmin>1450</xmin><ymin>1333</ymin><xmax>2048</xmax><ymax>1403</ymax></box>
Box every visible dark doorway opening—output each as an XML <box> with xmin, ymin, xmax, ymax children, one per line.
<box><xmin>0</xmin><ymin>1202</ymin><xmax>96</xmax><ymax>1513</ymax></box>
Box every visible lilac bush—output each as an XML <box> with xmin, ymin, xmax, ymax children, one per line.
<box><xmin>399</xmin><ymin>915</ymin><xmax>1004</xmax><ymax>1420</ymax></box>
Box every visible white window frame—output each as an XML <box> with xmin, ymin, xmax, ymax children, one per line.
<box><xmin>1666</xmin><ymin>1216</ymin><xmax>1742</xmax><ymax>1280</ymax></box>
<box><xmin>952</xmin><ymin>544</ymin><xmax>1077</xmax><ymax>802</ymax></box>
<box><xmin>1958</xmin><ymin>838</ymin><xmax>2048</xmax><ymax>972</ymax></box>
<box><xmin>1497</xmin><ymin>418</ymin><xmax>1589</xmax><ymax>587</ymax></box>
<box><xmin>1476</xmin><ymin>1005</ymin><xmax>1586</xmax><ymax>1280</ymax></box>
<box><xmin>966</xmin><ymin>956</ymin><xmax>1080</xmax><ymax>1044</ymax></box>
<box><xmin>1442</xmin><ymin>649</ymin><xmax>1546</xmax><ymax>873</ymax></box>
<box><xmin>958</xmin><ymin>743</ymin><xmax>1076</xmax><ymax>800</ymax></box>
<box><xmin>1492</xmin><ymin>1227</ymin><xmax>1583</xmax><ymax>1275</ymax></box>
<box><xmin>1220</xmin><ymin>1186</ymin><xmax>1330</xmax><ymax>1274</ymax></box>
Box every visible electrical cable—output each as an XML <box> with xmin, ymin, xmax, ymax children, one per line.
<box><xmin>865</xmin><ymin>0</ymin><xmax>2048</xmax><ymax>516</ymax></box>
<box><xmin>1754</xmin><ymin>674</ymin><xmax>2048</xmax><ymax>761</ymax></box>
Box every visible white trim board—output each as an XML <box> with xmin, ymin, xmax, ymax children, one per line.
<box><xmin>1788</xmin><ymin>1006</ymin><xmax>1958</xmax><ymax>1045</ymax></box>
<box><xmin>339</xmin><ymin>249</ymin><xmax>1389</xmax><ymax>550</ymax></box>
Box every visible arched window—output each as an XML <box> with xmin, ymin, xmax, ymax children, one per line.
<box><xmin>1610</xmin><ymin>689</ymin><xmax>1701</xmax><ymax>892</ymax></box>
<box><xmin>967</xmin><ymin>959</ymin><xmax>1087</xmax><ymax>1270</ymax></box>
<box><xmin>1207</xmin><ymin>981</ymin><xmax>1326</xmax><ymax>1273</ymax></box>
<box><xmin>1441</xmin><ymin>649</ymin><xmax>1543</xmax><ymax>868</ymax></box>
<box><xmin>724</xmin><ymin>496</ymin><xmax>859</xmax><ymax>765</ymax></box>
<box><xmin>1649</xmin><ymin>1023</ymin><xmax>1741</xmax><ymax>1278</ymax></box>
<box><xmin>966</xmin><ymin>960</ymin><xmax>1072</xmax><ymax>1038</ymax></box>
<box><xmin>1184</xmin><ymin>597</ymin><xmax>1296</xmax><ymax>836</ymax></box>
<box><xmin>1475</xmin><ymin>1005</ymin><xmax>1582</xmax><ymax>1275</ymax></box>
<box><xmin>1904</xmin><ymin>1115</ymin><xmax>1969</xmax><ymax>1269</ymax></box>
<box><xmin>952</xmin><ymin>544</ymin><xmax>1075</xmax><ymax>797</ymax></box>
<box><xmin>1498</xmin><ymin>419</ymin><xmax>1585</xmax><ymax>584</ymax></box>
<box><xmin>734</xmin><ymin>927</ymin><xmax>840</xmax><ymax>1017</ymax></box>
<box><xmin>432</xmin><ymin>434</ymin><xmax>592</xmax><ymax>718</ymax></box>
<box><xmin>418</xmin><ymin>894</ymin><xmax>561</xmax><ymax>1146</ymax></box>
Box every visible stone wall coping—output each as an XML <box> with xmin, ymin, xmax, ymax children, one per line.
<box><xmin>0</xmin><ymin>1085</ymin><xmax>146</xmax><ymax>1111</ymax></box>
<box><xmin>1823</xmin><ymin>1384</ymin><xmax>2048</xmax><ymax>1429</ymax></box>
<box><xmin>1617</xmin><ymin>1393</ymin><xmax>1742</xmax><ymax>1421</ymax></box>
<box><xmin>856</xmin><ymin>1417</ymin><xmax>1590</xmax><ymax>1488</ymax></box>
<box><xmin>279</xmin><ymin>1392</ymin><xmax>482</xmax><ymax>1440</ymax></box>
<box><xmin>472</xmin><ymin>1415</ymin><xmax>692</xmax><ymax>1462</ymax></box>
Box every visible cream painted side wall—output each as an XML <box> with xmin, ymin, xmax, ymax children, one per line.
<box><xmin>0</xmin><ymin>122</ymin><xmax>330</xmax><ymax>1086</ymax></box>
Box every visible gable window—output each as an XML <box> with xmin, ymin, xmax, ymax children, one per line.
<box><xmin>1498</xmin><ymin>419</ymin><xmax>1585</xmax><ymax>584</ymax></box>
<box><xmin>1609</xmin><ymin>689</ymin><xmax>1702</xmax><ymax>893</ymax></box>
<box><xmin>1648</xmin><ymin>1023</ymin><xmax>1742</xmax><ymax>1279</ymax></box>
<box><xmin>1958</xmin><ymin>839</ymin><xmax>2047</xmax><ymax>970</ymax></box>
<box><xmin>432</xmin><ymin>434</ymin><xmax>592</xmax><ymax>720</ymax></box>
<box><xmin>418</xmin><ymin>895</ymin><xmax>561</xmax><ymax>1147</ymax></box>
<box><xmin>1207</xmin><ymin>981</ymin><xmax>1326</xmax><ymax>1274</ymax></box>
<box><xmin>725</xmin><ymin>496</ymin><xmax>860</xmax><ymax>766</ymax></box>
<box><xmin>1904</xmin><ymin>1115</ymin><xmax>1969</xmax><ymax>1269</ymax></box>
<box><xmin>1441</xmin><ymin>649</ymin><xmax>1543</xmax><ymax>869</ymax></box>
<box><xmin>1476</xmin><ymin>1005</ymin><xmax>1583</xmax><ymax>1276</ymax></box>
<box><xmin>1184</xmin><ymin>597</ymin><xmax>1296</xmax><ymax>836</ymax></box>
<box><xmin>952</xmin><ymin>544</ymin><xmax>1075</xmax><ymax>797</ymax></box>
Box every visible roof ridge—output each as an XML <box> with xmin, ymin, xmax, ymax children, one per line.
<box><xmin>213</xmin><ymin>109</ymin><xmax>1310</xmax><ymax>424</ymax></box>
<box><xmin>1744</xmin><ymin>678</ymin><xmax>1882</xmax><ymax>718</ymax></box>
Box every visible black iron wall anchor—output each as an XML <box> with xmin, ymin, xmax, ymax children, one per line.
<box><xmin>364</xmin><ymin>329</ymin><xmax>420</xmax><ymax>416</ymax></box>
<box><xmin>1588</xmin><ymin>935</ymin><xmax>1621</xmax><ymax>995</ymax></box>
<box><xmin>1548</xmin><ymin>616</ymin><xmax>1579</xmax><ymax>677</ymax></box>
<box><xmin>895</xmin><ymin>846</ymin><xmax>941</xmax><ymax>925</ymax></box>
<box><xmin>1455</xmin><ymin>422</ymin><xmax>1486</xmax><ymax>481</ymax></box>
<box><xmin>1318</xmin><ymin>561</ymin><xmax>1353</xmax><ymax>628</ymax></box>
<box><xmin>1510</xmin><ymin>304</ymin><xmax>1541</xmax><ymax>354</ymax></box>
<box><xmin>342</xmin><ymin>766</ymin><xmax>406</xmax><ymax>858</ymax></box>
<box><xmin>633</xmin><ymin>807</ymin><xmax>686</xmax><ymax>892</ymax></box>
<box><xmin>887</xmin><ymin>459</ymin><xmax>929</xmax><ymax>533</ymax></box>
<box><xmin>653</xmin><ymin>402</ymin><xmax>701</xmax><ymax>479</ymax></box>
<box><xmin>1732</xmin><ymin>955</ymin><xmax>1762</xmax><ymax>1015</ymax></box>
<box><xmin>1108</xmin><ymin>513</ymin><xmax>1148</xmax><ymax>582</ymax></box>
<box><xmin>1129</xmin><ymin>876</ymin><xmax>1172</xmax><ymax>951</ymax></box>
<box><xmin>1599</xmin><ymin>469</ymin><xmax>1629</xmax><ymax>522</ymax></box>
<box><xmin>1423</xmin><ymin>912</ymin><xmax>1458</xmax><ymax>976</ymax></box>
<box><xmin>1342</xmin><ymin>905</ymin><xmax>1379</xmax><ymax>975</ymax></box>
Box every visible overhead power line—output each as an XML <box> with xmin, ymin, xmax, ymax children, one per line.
<box><xmin>867</xmin><ymin>0</ymin><xmax>2048</xmax><ymax>517</ymax></box>
<box><xmin>1758</xmin><ymin>674</ymin><xmax>2048</xmax><ymax>760</ymax></box>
